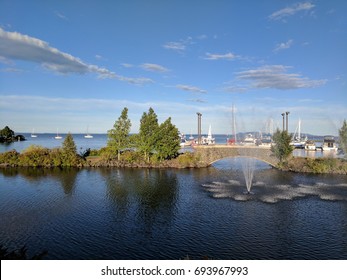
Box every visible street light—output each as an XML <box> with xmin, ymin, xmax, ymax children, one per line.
<box><xmin>285</xmin><ymin>112</ymin><xmax>290</xmax><ymax>132</ymax></box>
<box><xmin>197</xmin><ymin>112</ymin><xmax>202</xmax><ymax>145</ymax></box>
<box><xmin>281</xmin><ymin>113</ymin><xmax>285</xmax><ymax>131</ymax></box>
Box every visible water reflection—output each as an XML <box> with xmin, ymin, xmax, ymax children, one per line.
<box><xmin>102</xmin><ymin>168</ymin><xmax>179</xmax><ymax>236</ymax></box>
<box><xmin>0</xmin><ymin>167</ymin><xmax>78</xmax><ymax>195</ymax></box>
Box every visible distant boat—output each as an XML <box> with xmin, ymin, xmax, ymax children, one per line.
<box><xmin>55</xmin><ymin>129</ymin><xmax>62</xmax><ymax>140</ymax></box>
<box><xmin>322</xmin><ymin>135</ymin><xmax>338</xmax><ymax>152</ymax></box>
<box><xmin>241</xmin><ymin>133</ymin><xmax>256</xmax><ymax>146</ymax></box>
<box><xmin>290</xmin><ymin>119</ymin><xmax>307</xmax><ymax>148</ymax></box>
<box><xmin>305</xmin><ymin>140</ymin><xmax>316</xmax><ymax>151</ymax></box>
<box><xmin>31</xmin><ymin>128</ymin><xmax>38</xmax><ymax>138</ymax></box>
<box><xmin>84</xmin><ymin>126</ymin><xmax>93</xmax><ymax>138</ymax></box>
<box><xmin>201</xmin><ymin>124</ymin><xmax>215</xmax><ymax>145</ymax></box>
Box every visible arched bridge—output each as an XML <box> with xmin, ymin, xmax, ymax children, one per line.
<box><xmin>193</xmin><ymin>145</ymin><xmax>279</xmax><ymax>167</ymax></box>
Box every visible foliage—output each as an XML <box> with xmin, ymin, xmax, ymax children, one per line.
<box><xmin>0</xmin><ymin>150</ymin><xmax>20</xmax><ymax>166</ymax></box>
<box><xmin>177</xmin><ymin>152</ymin><xmax>200</xmax><ymax>167</ymax></box>
<box><xmin>61</xmin><ymin>133</ymin><xmax>80</xmax><ymax>166</ymax></box>
<box><xmin>107</xmin><ymin>107</ymin><xmax>132</xmax><ymax>161</ymax></box>
<box><xmin>271</xmin><ymin>129</ymin><xmax>294</xmax><ymax>162</ymax></box>
<box><xmin>0</xmin><ymin>126</ymin><xmax>14</xmax><ymax>140</ymax></box>
<box><xmin>62</xmin><ymin>133</ymin><xmax>77</xmax><ymax>155</ymax></box>
<box><xmin>339</xmin><ymin>119</ymin><xmax>347</xmax><ymax>158</ymax></box>
<box><xmin>137</xmin><ymin>107</ymin><xmax>159</xmax><ymax>162</ymax></box>
<box><xmin>285</xmin><ymin>157</ymin><xmax>347</xmax><ymax>174</ymax></box>
<box><xmin>155</xmin><ymin>117</ymin><xmax>180</xmax><ymax>160</ymax></box>
<box><xmin>0</xmin><ymin>135</ymin><xmax>84</xmax><ymax>167</ymax></box>
<box><xmin>20</xmin><ymin>145</ymin><xmax>52</xmax><ymax>167</ymax></box>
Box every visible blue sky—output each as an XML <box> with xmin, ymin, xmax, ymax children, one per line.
<box><xmin>0</xmin><ymin>0</ymin><xmax>346</xmax><ymax>135</ymax></box>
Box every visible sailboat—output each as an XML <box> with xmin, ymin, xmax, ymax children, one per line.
<box><xmin>290</xmin><ymin>119</ymin><xmax>307</xmax><ymax>148</ymax></box>
<box><xmin>31</xmin><ymin>128</ymin><xmax>38</xmax><ymax>138</ymax></box>
<box><xmin>201</xmin><ymin>124</ymin><xmax>215</xmax><ymax>145</ymax></box>
<box><xmin>55</xmin><ymin>129</ymin><xmax>62</xmax><ymax>140</ymax></box>
<box><xmin>84</xmin><ymin>127</ymin><xmax>93</xmax><ymax>139</ymax></box>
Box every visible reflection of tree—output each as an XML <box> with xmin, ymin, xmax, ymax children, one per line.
<box><xmin>58</xmin><ymin>168</ymin><xmax>78</xmax><ymax>195</ymax></box>
<box><xmin>133</xmin><ymin>169</ymin><xmax>178</xmax><ymax>237</ymax></box>
<box><xmin>102</xmin><ymin>168</ymin><xmax>178</xmax><ymax>236</ymax></box>
<box><xmin>0</xmin><ymin>167</ymin><xmax>78</xmax><ymax>195</ymax></box>
<box><xmin>103</xmin><ymin>168</ymin><xmax>130</xmax><ymax>216</ymax></box>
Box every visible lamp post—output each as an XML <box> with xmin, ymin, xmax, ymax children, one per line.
<box><xmin>285</xmin><ymin>112</ymin><xmax>290</xmax><ymax>132</ymax></box>
<box><xmin>281</xmin><ymin>113</ymin><xmax>285</xmax><ymax>132</ymax></box>
<box><xmin>197</xmin><ymin>112</ymin><xmax>202</xmax><ymax>145</ymax></box>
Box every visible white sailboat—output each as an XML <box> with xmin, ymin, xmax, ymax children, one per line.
<box><xmin>84</xmin><ymin>127</ymin><xmax>93</xmax><ymax>139</ymax></box>
<box><xmin>201</xmin><ymin>124</ymin><xmax>215</xmax><ymax>145</ymax></box>
<box><xmin>290</xmin><ymin>119</ymin><xmax>307</xmax><ymax>148</ymax></box>
<box><xmin>31</xmin><ymin>128</ymin><xmax>38</xmax><ymax>138</ymax></box>
<box><xmin>55</xmin><ymin>129</ymin><xmax>62</xmax><ymax>140</ymax></box>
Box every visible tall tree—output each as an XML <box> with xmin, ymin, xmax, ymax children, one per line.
<box><xmin>271</xmin><ymin>129</ymin><xmax>293</xmax><ymax>162</ymax></box>
<box><xmin>137</xmin><ymin>107</ymin><xmax>159</xmax><ymax>162</ymax></box>
<box><xmin>62</xmin><ymin>133</ymin><xmax>77</xmax><ymax>155</ymax></box>
<box><xmin>155</xmin><ymin>117</ymin><xmax>180</xmax><ymax>160</ymax></box>
<box><xmin>339</xmin><ymin>119</ymin><xmax>347</xmax><ymax>158</ymax></box>
<box><xmin>107</xmin><ymin>107</ymin><xmax>132</xmax><ymax>160</ymax></box>
<box><xmin>61</xmin><ymin>133</ymin><xmax>78</xmax><ymax>166</ymax></box>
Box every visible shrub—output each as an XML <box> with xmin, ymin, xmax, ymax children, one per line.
<box><xmin>0</xmin><ymin>150</ymin><xmax>20</xmax><ymax>165</ymax></box>
<box><xmin>19</xmin><ymin>145</ymin><xmax>51</xmax><ymax>167</ymax></box>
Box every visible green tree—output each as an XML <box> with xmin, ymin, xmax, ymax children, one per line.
<box><xmin>271</xmin><ymin>129</ymin><xmax>294</xmax><ymax>162</ymax></box>
<box><xmin>137</xmin><ymin>107</ymin><xmax>159</xmax><ymax>162</ymax></box>
<box><xmin>61</xmin><ymin>133</ymin><xmax>78</xmax><ymax>166</ymax></box>
<box><xmin>107</xmin><ymin>107</ymin><xmax>132</xmax><ymax>160</ymax></box>
<box><xmin>155</xmin><ymin>117</ymin><xmax>180</xmax><ymax>160</ymax></box>
<box><xmin>339</xmin><ymin>119</ymin><xmax>347</xmax><ymax>158</ymax></box>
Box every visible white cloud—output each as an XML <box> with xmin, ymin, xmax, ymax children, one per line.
<box><xmin>0</xmin><ymin>27</ymin><xmax>113</xmax><ymax>75</ymax></box>
<box><xmin>0</xmin><ymin>28</ymin><xmax>153</xmax><ymax>85</ymax></box>
<box><xmin>204</xmin><ymin>52</ymin><xmax>239</xmax><ymax>60</ymax></box>
<box><xmin>54</xmin><ymin>11</ymin><xmax>68</xmax><ymax>21</ymax></box>
<box><xmin>187</xmin><ymin>98</ymin><xmax>207</xmax><ymax>103</ymax></box>
<box><xmin>176</xmin><ymin>84</ymin><xmax>207</xmax><ymax>93</ymax></box>
<box><xmin>163</xmin><ymin>41</ymin><xmax>186</xmax><ymax>51</ymax></box>
<box><xmin>140</xmin><ymin>63</ymin><xmax>169</xmax><ymax>73</ymax></box>
<box><xmin>121</xmin><ymin>63</ymin><xmax>134</xmax><ymax>68</ymax></box>
<box><xmin>163</xmin><ymin>37</ymin><xmax>194</xmax><ymax>52</ymax></box>
<box><xmin>269</xmin><ymin>2</ymin><xmax>315</xmax><ymax>21</ymax></box>
<box><xmin>273</xmin><ymin>39</ymin><xmax>293</xmax><ymax>52</ymax></box>
<box><xmin>223</xmin><ymin>86</ymin><xmax>248</xmax><ymax>93</ymax></box>
<box><xmin>236</xmin><ymin>65</ymin><xmax>327</xmax><ymax>90</ymax></box>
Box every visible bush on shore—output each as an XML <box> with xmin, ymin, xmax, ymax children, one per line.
<box><xmin>283</xmin><ymin>157</ymin><xmax>347</xmax><ymax>174</ymax></box>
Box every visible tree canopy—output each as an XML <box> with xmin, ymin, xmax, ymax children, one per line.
<box><xmin>271</xmin><ymin>129</ymin><xmax>294</xmax><ymax>162</ymax></box>
<box><xmin>107</xmin><ymin>107</ymin><xmax>132</xmax><ymax>160</ymax></box>
<box><xmin>137</xmin><ymin>107</ymin><xmax>159</xmax><ymax>162</ymax></box>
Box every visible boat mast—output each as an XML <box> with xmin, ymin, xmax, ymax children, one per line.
<box><xmin>232</xmin><ymin>104</ymin><xmax>237</xmax><ymax>143</ymax></box>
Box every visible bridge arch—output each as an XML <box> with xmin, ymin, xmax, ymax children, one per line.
<box><xmin>193</xmin><ymin>145</ymin><xmax>279</xmax><ymax>168</ymax></box>
<box><xmin>207</xmin><ymin>155</ymin><xmax>276</xmax><ymax>167</ymax></box>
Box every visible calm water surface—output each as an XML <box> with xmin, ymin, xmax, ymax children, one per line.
<box><xmin>1</xmin><ymin>158</ymin><xmax>347</xmax><ymax>259</ymax></box>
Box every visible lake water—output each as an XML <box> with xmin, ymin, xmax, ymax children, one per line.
<box><xmin>1</xmin><ymin>158</ymin><xmax>346</xmax><ymax>260</ymax></box>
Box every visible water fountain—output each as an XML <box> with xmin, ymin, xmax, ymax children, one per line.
<box><xmin>241</xmin><ymin>157</ymin><xmax>256</xmax><ymax>194</ymax></box>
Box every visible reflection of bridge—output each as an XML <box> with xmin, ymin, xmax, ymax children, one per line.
<box><xmin>193</xmin><ymin>145</ymin><xmax>279</xmax><ymax>167</ymax></box>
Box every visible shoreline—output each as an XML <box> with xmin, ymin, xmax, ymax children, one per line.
<box><xmin>1</xmin><ymin>154</ymin><xmax>347</xmax><ymax>175</ymax></box>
